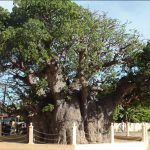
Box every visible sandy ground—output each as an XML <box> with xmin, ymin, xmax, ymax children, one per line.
<box><xmin>0</xmin><ymin>132</ymin><xmax>149</xmax><ymax>150</ymax></box>
<box><xmin>0</xmin><ymin>143</ymin><xmax>74</xmax><ymax>150</ymax></box>
<box><xmin>115</xmin><ymin>131</ymin><xmax>150</xmax><ymax>150</ymax></box>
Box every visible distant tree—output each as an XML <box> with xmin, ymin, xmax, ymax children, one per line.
<box><xmin>113</xmin><ymin>42</ymin><xmax>150</xmax><ymax>123</ymax></box>
<box><xmin>113</xmin><ymin>105</ymin><xmax>150</xmax><ymax>123</ymax></box>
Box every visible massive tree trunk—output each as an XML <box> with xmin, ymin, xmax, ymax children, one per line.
<box><xmin>31</xmin><ymin>62</ymin><xmax>136</xmax><ymax>144</ymax></box>
<box><xmin>33</xmin><ymin>94</ymin><xmax>114</xmax><ymax>144</ymax></box>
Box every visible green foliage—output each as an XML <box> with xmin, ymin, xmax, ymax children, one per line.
<box><xmin>0</xmin><ymin>0</ymin><xmax>143</xmax><ymax>79</ymax></box>
<box><xmin>0</xmin><ymin>0</ymin><xmax>144</xmax><ymax>116</ymax></box>
<box><xmin>113</xmin><ymin>105</ymin><xmax>150</xmax><ymax>123</ymax></box>
<box><xmin>36</xmin><ymin>79</ymin><xmax>48</xmax><ymax>91</ymax></box>
<box><xmin>42</xmin><ymin>103</ymin><xmax>54</xmax><ymax>112</ymax></box>
<box><xmin>0</xmin><ymin>7</ymin><xmax>10</xmax><ymax>31</ymax></box>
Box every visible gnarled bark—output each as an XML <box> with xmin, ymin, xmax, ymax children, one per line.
<box><xmin>31</xmin><ymin>66</ymin><xmax>136</xmax><ymax>144</ymax></box>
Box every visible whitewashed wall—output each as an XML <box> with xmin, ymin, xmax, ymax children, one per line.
<box><xmin>114</xmin><ymin>123</ymin><xmax>150</xmax><ymax>132</ymax></box>
<box><xmin>75</xmin><ymin>142</ymin><xmax>148</xmax><ymax>150</ymax></box>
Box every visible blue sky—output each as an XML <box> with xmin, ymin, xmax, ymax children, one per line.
<box><xmin>75</xmin><ymin>1</ymin><xmax>150</xmax><ymax>40</ymax></box>
<box><xmin>1</xmin><ymin>1</ymin><xmax>150</xmax><ymax>40</ymax></box>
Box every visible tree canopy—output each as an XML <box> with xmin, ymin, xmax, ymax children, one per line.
<box><xmin>0</xmin><ymin>0</ymin><xmax>143</xmax><ymax>105</ymax></box>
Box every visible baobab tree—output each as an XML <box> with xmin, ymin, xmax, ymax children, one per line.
<box><xmin>0</xmin><ymin>0</ymin><xmax>143</xmax><ymax>143</ymax></box>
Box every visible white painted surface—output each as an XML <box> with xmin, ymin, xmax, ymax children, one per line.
<box><xmin>110</xmin><ymin>123</ymin><xmax>114</xmax><ymax>143</ymax></box>
<box><xmin>28</xmin><ymin>122</ymin><xmax>34</xmax><ymax>144</ymax></box>
<box><xmin>114</xmin><ymin>123</ymin><xmax>150</xmax><ymax>132</ymax></box>
<box><xmin>75</xmin><ymin>123</ymin><xmax>149</xmax><ymax>150</ymax></box>
<box><xmin>75</xmin><ymin>142</ymin><xmax>148</xmax><ymax>150</ymax></box>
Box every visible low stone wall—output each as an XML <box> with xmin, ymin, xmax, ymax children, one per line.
<box><xmin>75</xmin><ymin>142</ymin><xmax>148</xmax><ymax>150</ymax></box>
<box><xmin>114</xmin><ymin>123</ymin><xmax>150</xmax><ymax>132</ymax></box>
<box><xmin>0</xmin><ymin>122</ymin><xmax>149</xmax><ymax>150</ymax></box>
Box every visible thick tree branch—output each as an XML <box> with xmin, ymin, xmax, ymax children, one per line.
<box><xmin>46</xmin><ymin>59</ymin><xmax>66</xmax><ymax>94</ymax></box>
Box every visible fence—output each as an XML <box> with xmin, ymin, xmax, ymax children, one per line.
<box><xmin>3</xmin><ymin>122</ymin><xmax>147</xmax><ymax>144</ymax></box>
<box><xmin>75</xmin><ymin>123</ymin><xmax>149</xmax><ymax>150</ymax></box>
<box><xmin>0</xmin><ymin>122</ymin><xmax>76</xmax><ymax>144</ymax></box>
<box><xmin>0</xmin><ymin>122</ymin><xmax>149</xmax><ymax>150</ymax></box>
<box><xmin>0</xmin><ymin>122</ymin><xmax>28</xmax><ymax>143</ymax></box>
<box><xmin>0</xmin><ymin>122</ymin><xmax>148</xmax><ymax>144</ymax></box>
